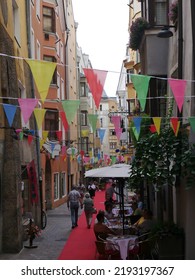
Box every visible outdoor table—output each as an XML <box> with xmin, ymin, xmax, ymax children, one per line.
<box><xmin>106</xmin><ymin>235</ymin><xmax>138</xmax><ymax>260</ymax></box>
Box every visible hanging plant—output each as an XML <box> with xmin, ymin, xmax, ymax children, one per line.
<box><xmin>168</xmin><ymin>0</ymin><xmax>178</xmax><ymax>24</ymax></box>
<box><xmin>129</xmin><ymin>17</ymin><xmax>150</xmax><ymax>51</ymax></box>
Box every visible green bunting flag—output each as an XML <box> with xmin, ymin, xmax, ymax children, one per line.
<box><xmin>131</xmin><ymin>74</ymin><xmax>151</xmax><ymax>111</ymax></box>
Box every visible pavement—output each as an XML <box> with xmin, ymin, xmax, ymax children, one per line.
<box><xmin>0</xmin><ymin>203</ymin><xmax>83</xmax><ymax>260</ymax></box>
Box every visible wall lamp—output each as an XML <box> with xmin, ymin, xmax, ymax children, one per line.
<box><xmin>157</xmin><ymin>25</ymin><xmax>176</xmax><ymax>38</ymax></box>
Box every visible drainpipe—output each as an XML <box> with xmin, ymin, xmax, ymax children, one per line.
<box><xmin>191</xmin><ymin>0</ymin><xmax>195</xmax><ymax>114</ymax></box>
<box><xmin>63</xmin><ymin>0</ymin><xmax>71</xmax><ymax>192</ymax></box>
<box><xmin>25</xmin><ymin>0</ymin><xmax>43</xmax><ymax>219</ymax></box>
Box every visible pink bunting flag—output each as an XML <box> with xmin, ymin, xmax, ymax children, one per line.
<box><xmin>168</xmin><ymin>78</ymin><xmax>187</xmax><ymax>113</ymax></box>
<box><xmin>111</xmin><ymin>115</ymin><xmax>121</xmax><ymax>128</ymax></box>
<box><xmin>115</xmin><ymin>127</ymin><xmax>122</xmax><ymax>140</ymax></box>
<box><xmin>61</xmin><ymin>145</ymin><xmax>66</xmax><ymax>155</ymax></box>
<box><xmin>83</xmin><ymin>68</ymin><xmax>107</xmax><ymax>108</ymax></box>
<box><xmin>18</xmin><ymin>98</ymin><xmax>38</xmax><ymax>124</ymax></box>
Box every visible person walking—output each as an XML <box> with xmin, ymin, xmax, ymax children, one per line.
<box><xmin>87</xmin><ymin>181</ymin><xmax>96</xmax><ymax>199</ymax></box>
<box><xmin>67</xmin><ymin>185</ymin><xmax>83</xmax><ymax>229</ymax></box>
<box><xmin>83</xmin><ymin>192</ymin><xmax>94</xmax><ymax>228</ymax></box>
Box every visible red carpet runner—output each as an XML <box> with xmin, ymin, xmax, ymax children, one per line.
<box><xmin>58</xmin><ymin>190</ymin><xmax>105</xmax><ymax>260</ymax></box>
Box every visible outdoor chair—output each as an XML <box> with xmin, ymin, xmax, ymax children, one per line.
<box><xmin>137</xmin><ymin>234</ymin><xmax>159</xmax><ymax>260</ymax></box>
<box><xmin>95</xmin><ymin>240</ymin><xmax>121</xmax><ymax>260</ymax></box>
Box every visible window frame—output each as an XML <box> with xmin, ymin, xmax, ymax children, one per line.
<box><xmin>43</xmin><ymin>6</ymin><xmax>56</xmax><ymax>33</ymax></box>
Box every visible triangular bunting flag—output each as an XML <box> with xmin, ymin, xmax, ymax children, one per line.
<box><xmin>98</xmin><ymin>128</ymin><xmax>106</xmax><ymax>143</ymax></box>
<box><xmin>153</xmin><ymin>117</ymin><xmax>162</xmax><ymax>135</ymax></box>
<box><xmin>61</xmin><ymin>145</ymin><xmax>66</xmax><ymax>155</ymax></box>
<box><xmin>56</xmin><ymin>131</ymin><xmax>62</xmax><ymax>142</ymax></box>
<box><xmin>149</xmin><ymin>124</ymin><xmax>157</xmax><ymax>133</ymax></box>
<box><xmin>18</xmin><ymin>98</ymin><xmax>38</xmax><ymax>124</ymax></box>
<box><xmin>115</xmin><ymin>127</ymin><xmax>122</xmax><ymax>140</ymax></box>
<box><xmin>3</xmin><ymin>104</ymin><xmax>17</xmax><ymax>127</ymax></box>
<box><xmin>34</xmin><ymin>108</ymin><xmax>46</xmax><ymax>129</ymax></box>
<box><xmin>42</xmin><ymin>130</ymin><xmax>49</xmax><ymax>141</ymax></box>
<box><xmin>28</xmin><ymin>135</ymin><xmax>33</xmax><ymax>145</ymax></box>
<box><xmin>133</xmin><ymin>116</ymin><xmax>142</xmax><ymax>134</ymax></box>
<box><xmin>88</xmin><ymin>114</ymin><xmax>98</xmax><ymax>132</ymax></box>
<box><xmin>168</xmin><ymin>78</ymin><xmax>187</xmax><ymax>113</ymax></box>
<box><xmin>81</xmin><ymin>129</ymin><xmax>89</xmax><ymax>137</ymax></box>
<box><xmin>61</xmin><ymin>100</ymin><xmax>80</xmax><ymax>125</ymax></box>
<box><xmin>189</xmin><ymin>117</ymin><xmax>195</xmax><ymax>133</ymax></box>
<box><xmin>170</xmin><ymin>117</ymin><xmax>179</xmax><ymax>135</ymax></box>
<box><xmin>131</xmin><ymin>74</ymin><xmax>151</xmax><ymax>111</ymax></box>
<box><xmin>39</xmin><ymin>139</ymin><xmax>45</xmax><ymax>149</ymax></box>
<box><xmin>60</xmin><ymin>111</ymin><xmax>69</xmax><ymax>130</ymax></box>
<box><xmin>111</xmin><ymin>115</ymin><xmax>121</xmax><ymax>129</ymax></box>
<box><xmin>83</xmin><ymin>68</ymin><xmax>107</xmax><ymax>108</ymax></box>
<box><xmin>51</xmin><ymin>142</ymin><xmax>55</xmax><ymax>153</ymax></box>
<box><xmin>26</xmin><ymin>59</ymin><xmax>57</xmax><ymax>103</ymax></box>
<box><xmin>132</xmin><ymin>126</ymin><xmax>140</xmax><ymax>141</ymax></box>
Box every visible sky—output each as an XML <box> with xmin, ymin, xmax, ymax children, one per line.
<box><xmin>72</xmin><ymin>0</ymin><xmax>129</xmax><ymax>97</ymax></box>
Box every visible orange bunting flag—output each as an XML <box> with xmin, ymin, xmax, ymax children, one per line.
<box><xmin>170</xmin><ymin>117</ymin><xmax>180</xmax><ymax>136</ymax></box>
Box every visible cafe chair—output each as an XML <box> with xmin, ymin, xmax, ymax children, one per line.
<box><xmin>127</xmin><ymin>238</ymin><xmax>140</xmax><ymax>260</ymax></box>
<box><xmin>95</xmin><ymin>240</ymin><xmax>121</xmax><ymax>260</ymax></box>
<box><xmin>137</xmin><ymin>234</ymin><xmax>159</xmax><ymax>260</ymax></box>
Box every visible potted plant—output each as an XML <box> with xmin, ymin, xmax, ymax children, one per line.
<box><xmin>168</xmin><ymin>0</ymin><xmax>178</xmax><ymax>29</ymax></box>
<box><xmin>129</xmin><ymin>17</ymin><xmax>150</xmax><ymax>51</ymax></box>
<box><xmin>24</xmin><ymin>219</ymin><xmax>41</xmax><ymax>248</ymax></box>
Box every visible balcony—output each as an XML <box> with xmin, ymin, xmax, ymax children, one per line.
<box><xmin>139</xmin><ymin>27</ymin><xmax>170</xmax><ymax>76</ymax></box>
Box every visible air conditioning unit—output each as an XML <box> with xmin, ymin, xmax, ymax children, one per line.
<box><xmin>44</xmin><ymin>33</ymin><xmax>49</xmax><ymax>40</ymax></box>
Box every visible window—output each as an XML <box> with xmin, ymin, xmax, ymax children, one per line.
<box><xmin>109</xmin><ymin>129</ymin><xmax>116</xmax><ymax>136</ymax></box>
<box><xmin>155</xmin><ymin>0</ymin><xmax>168</xmax><ymax>25</ymax></box>
<box><xmin>80</xmin><ymin>82</ymin><xmax>86</xmax><ymax>97</ymax></box>
<box><xmin>81</xmin><ymin>111</ymin><xmax>87</xmax><ymax>126</ymax></box>
<box><xmin>81</xmin><ymin>137</ymin><xmax>88</xmax><ymax>153</ymax></box>
<box><xmin>100</xmin><ymin>104</ymin><xmax>102</xmax><ymax>111</ymax></box>
<box><xmin>43</xmin><ymin>6</ymin><xmax>55</xmax><ymax>33</ymax></box>
<box><xmin>61</xmin><ymin>172</ymin><xmax>66</xmax><ymax>196</ymax></box>
<box><xmin>36</xmin><ymin>0</ymin><xmax>41</xmax><ymax>20</ymax></box>
<box><xmin>110</xmin><ymin>142</ymin><xmax>117</xmax><ymax>150</ymax></box>
<box><xmin>43</xmin><ymin>55</ymin><xmax>57</xmax><ymax>84</ymax></box>
<box><xmin>60</xmin><ymin>42</ymin><xmax>64</xmax><ymax>64</ymax></box>
<box><xmin>148</xmin><ymin>0</ymin><xmax>168</xmax><ymax>26</ymax></box>
<box><xmin>54</xmin><ymin>173</ymin><xmax>59</xmax><ymax>200</ymax></box>
<box><xmin>12</xmin><ymin>0</ymin><xmax>21</xmax><ymax>45</ymax></box>
<box><xmin>100</xmin><ymin>118</ymin><xmax>103</xmax><ymax>128</ymax></box>
<box><xmin>45</xmin><ymin>110</ymin><xmax>59</xmax><ymax>140</ymax></box>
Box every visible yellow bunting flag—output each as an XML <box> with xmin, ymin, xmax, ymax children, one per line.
<box><xmin>39</xmin><ymin>139</ymin><xmax>45</xmax><ymax>149</ymax></box>
<box><xmin>34</xmin><ymin>108</ymin><xmax>46</xmax><ymax>129</ymax></box>
<box><xmin>42</xmin><ymin>130</ymin><xmax>49</xmax><ymax>141</ymax></box>
<box><xmin>81</xmin><ymin>129</ymin><xmax>89</xmax><ymax>137</ymax></box>
<box><xmin>152</xmin><ymin>117</ymin><xmax>161</xmax><ymax>135</ymax></box>
<box><xmin>26</xmin><ymin>59</ymin><xmax>57</xmax><ymax>103</ymax></box>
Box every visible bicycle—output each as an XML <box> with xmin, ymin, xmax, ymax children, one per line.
<box><xmin>41</xmin><ymin>208</ymin><xmax>47</xmax><ymax>230</ymax></box>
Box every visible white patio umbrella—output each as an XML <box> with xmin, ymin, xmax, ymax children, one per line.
<box><xmin>85</xmin><ymin>163</ymin><xmax>131</xmax><ymax>178</ymax></box>
<box><xmin>85</xmin><ymin>163</ymin><xmax>132</xmax><ymax>234</ymax></box>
